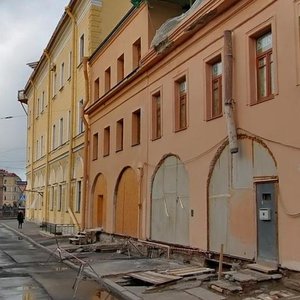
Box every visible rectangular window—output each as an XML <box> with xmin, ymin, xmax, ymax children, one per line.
<box><xmin>76</xmin><ymin>181</ymin><xmax>81</xmax><ymax>213</ymax></box>
<box><xmin>104</xmin><ymin>126</ymin><xmax>110</xmax><ymax>156</ymax></box>
<box><xmin>59</xmin><ymin>117</ymin><xmax>64</xmax><ymax>145</ymax></box>
<box><xmin>60</xmin><ymin>62</ymin><xmax>64</xmax><ymax>89</ymax></box>
<box><xmin>52</xmin><ymin>124</ymin><xmax>56</xmax><ymax>149</ymax></box>
<box><xmin>58</xmin><ymin>185</ymin><xmax>62</xmax><ymax>211</ymax></box>
<box><xmin>152</xmin><ymin>91</ymin><xmax>162</xmax><ymax>140</ymax></box>
<box><xmin>50</xmin><ymin>186</ymin><xmax>55</xmax><ymax>211</ymax></box>
<box><xmin>256</xmin><ymin>31</ymin><xmax>274</xmax><ymax>102</ymax></box>
<box><xmin>175</xmin><ymin>77</ymin><xmax>187</xmax><ymax>131</ymax></box>
<box><xmin>67</xmin><ymin>110</ymin><xmax>71</xmax><ymax>141</ymax></box>
<box><xmin>206</xmin><ymin>57</ymin><xmax>222</xmax><ymax>120</ymax></box>
<box><xmin>94</xmin><ymin>78</ymin><xmax>99</xmax><ymax>101</ymax></box>
<box><xmin>53</xmin><ymin>73</ymin><xmax>57</xmax><ymax>96</ymax></box>
<box><xmin>211</xmin><ymin>61</ymin><xmax>222</xmax><ymax>118</ymax></box>
<box><xmin>36</xmin><ymin>139</ymin><xmax>39</xmax><ymax>160</ymax></box>
<box><xmin>41</xmin><ymin>91</ymin><xmax>45</xmax><ymax>111</ymax></box>
<box><xmin>68</xmin><ymin>51</ymin><xmax>72</xmax><ymax>79</ymax></box>
<box><xmin>79</xmin><ymin>34</ymin><xmax>84</xmax><ymax>63</ymax></box>
<box><xmin>116</xmin><ymin>119</ymin><xmax>124</xmax><ymax>152</ymax></box>
<box><xmin>93</xmin><ymin>133</ymin><xmax>98</xmax><ymax>160</ymax></box>
<box><xmin>105</xmin><ymin>67</ymin><xmax>111</xmax><ymax>93</ymax></box>
<box><xmin>78</xmin><ymin>99</ymin><xmax>84</xmax><ymax>134</ymax></box>
<box><xmin>41</xmin><ymin>135</ymin><xmax>44</xmax><ymax>157</ymax></box>
<box><xmin>133</xmin><ymin>38</ymin><xmax>141</xmax><ymax>69</ymax></box>
<box><xmin>132</xmin><ymin>109</ymin><xmax>141</xmax><ymax>146</ymax></box>
<box><xmin>117</xmin><ymin>54</ymin><xmax>125</xmax><ymax>82</ymax></box>
<box><xmin>36</xmin><ymin>98</ymin><xmax>40</xmax><ymax>117</ymax></box>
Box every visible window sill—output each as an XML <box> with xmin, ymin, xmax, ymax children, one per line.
<box><xmin>116</xmin><ymin>148</ymin><xmax>123</xmax><ymax>153</ymax></box>
<box><xmin>151</xmin><ymin>135</ymin><xmax>162</xmax><ymax>141</ymax></box>
<box><xmin>175</xmin><ymin>126</ymin><xmax>187</xmax><ymax>133</ymax></box>
<box><xmin>206</xmin><ymin>114</ymin><xmax>223</xmax><ymax>121</ymax></box>
<box><xmin>131</xmin><ymin>142</ymin><xmax>140</xmax><ymax>147</ymax></box>
<box><xmin>250</xmin><ymin>95</ymin><xmax>274</xmax><ymax>106</ymax></box>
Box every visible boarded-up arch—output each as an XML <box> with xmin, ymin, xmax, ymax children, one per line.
<box><xmin>115</xmin><ymin>167</ymin><xmax>139</xmax><ymax>238</ymax></box>
<box><xmin>91</xmin><ymin>174</ymin><xmax>107</xmax><ymax>229</ymax></box>
<box><xmin>208</xmin><ymin>136</ymin><xmax>277</xmax><ymax>259</ymax></box>
<box><xmin>151</xmin><ymin>155</ymin><xmax>190</xmax><ymax>246</ymax></box>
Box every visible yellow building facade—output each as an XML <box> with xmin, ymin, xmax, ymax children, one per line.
<box><xmin>19</xmin><ymin>0</ymin><xmax>132</xmax><ymax>231</ymax></box>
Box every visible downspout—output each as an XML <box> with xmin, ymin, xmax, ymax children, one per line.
<box><xmin>65</xmin><ymin>6</ymin><xmax>80</xmax><ymax>229</ymax></box>
<box><xmin>223</xmin><ymin>30</ymin><xmax>238</xmax><ymax>153</ymax></box>
<box><xmin>43</xmin><ymin>50</ymin><xmax>52</xmax><ymax>223</ymax></box>
<box><xmin>29</xmin><ymin>79</ymin><xmax>36</xmax><ymax>221</ymax></box>
<box><xmin>82</xmin><ymin>57</ymin><xmax>90</xmax><ymax>230</ymax></box>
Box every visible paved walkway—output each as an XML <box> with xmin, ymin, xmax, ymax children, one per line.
<box><xmin>1</xmin><ymin>219</ymin><xmax>300</xmax><ymax>300</ymax></box>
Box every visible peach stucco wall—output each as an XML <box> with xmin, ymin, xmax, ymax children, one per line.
<box><xmin>87</xmin><ymin>0</ymin><xmax>300</xmax><ymax>270</ymax></box>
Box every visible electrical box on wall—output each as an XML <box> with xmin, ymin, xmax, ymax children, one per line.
<box><xmin>259</xmin><ymin>208</ymin><xmax>271</xmax><ymax>221</ymax></box>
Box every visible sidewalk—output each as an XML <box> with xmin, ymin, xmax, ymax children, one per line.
<box><xmin>1</xmin><ymin>219</ymin><xmax>300</xmax><ymax>300</ymax></box>
<box><xmin>0</xmin><ymin>219</ymin><xmax>203</xmax><ymax>300</ymax></box>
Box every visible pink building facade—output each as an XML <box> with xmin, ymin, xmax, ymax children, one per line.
<box><xmin>86</xmin><ymin>0</ymin><xmax>300</xmax><ymax>270</ymax></box>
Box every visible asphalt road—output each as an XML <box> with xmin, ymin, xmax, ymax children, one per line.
<box><xmin>0</xmin><ymin>223</ymin><xmax>113</xmax><ymax>300</ymax></box>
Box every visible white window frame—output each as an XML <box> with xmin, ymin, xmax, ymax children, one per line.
<box><xmin>60</xmin><ymin>62</ymin><xmax>65</xmax><ymax>89</ymax></box>
<box><xmin>59</xmin><ymin>117</ymin><xmax>64</xmax><ymax>145</ymax></box>
<box><xmin>78</xmin><ymin>99</ymin><xmax>84</xmax><ymax>134</ymax></box>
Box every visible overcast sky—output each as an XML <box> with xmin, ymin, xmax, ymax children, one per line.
<box><xmin>0</xmin><ymin>0</ymin><xmax>69</xmax><ymax>180</ymax></box>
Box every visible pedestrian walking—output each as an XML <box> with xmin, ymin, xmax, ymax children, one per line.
<box><xmin>17</xmin><ymin>211</ymin><xmax>24</xmax><ymax>229</ymax></box>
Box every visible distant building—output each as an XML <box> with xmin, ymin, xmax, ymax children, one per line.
<box><xmin>18</xmin><ymin>0</ymin><xmax>133</xmax><ymax>229</ymax></box>
<box><xmin>0</xmin><ymin>169</ymin><xmax>24</xmax><ymax>207</ymax></box>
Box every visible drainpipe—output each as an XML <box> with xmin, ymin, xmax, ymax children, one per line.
<box><xmin>224</xmin><ymin>30</ymin><xmax>238</xmax><ymax>153</ymax></box>
<box><xmin>29</xmin><ymin>79</ymin><xmax>36</xmax><ymax>221</ymax></box>
<box><xmin>65</xmin><ymin>6</ymin><xmax>80</xmax><ymax>229</ymax></box>
<box><xmin>82</xmin><ymin>57</ymin><xmax>90</xmax><ymax>230</ymax></box>
<box><xmin>43</xmin><ymin>50</ymin><xmax>52</xmax><ymax>223</ymax></box>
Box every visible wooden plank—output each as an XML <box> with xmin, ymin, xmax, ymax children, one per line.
<box><xmin>247</xmin><ymin>263</ymin><xmax>278</xmax><ymax>274</ymax></box>
<box><xmin>166</xmin><ymin>267</ymin><xmax>214</xmax><ymax>277</ymax></box>
<box><xmin>129</xmin><ymin>271</ymin><xmax>182</xmax><ymax>285</ymax></box>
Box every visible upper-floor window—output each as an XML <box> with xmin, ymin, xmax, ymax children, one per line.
<box><xmin>79</xmin><ymin>34</ymin><xmax>84</xmax><ymax>63</ymax></box>
<box><xmin>175</xmin><ymin>77</ymin><xmax>187</xmax><ymax>131</ymax></box>
<box><xmin>68</xmin><ymin>51</ymin><xmax>72</xmax><ymax>79</ymax></box>
<box><xmin>41</xmin><ymin>91</ymin><xmax>45</xmax><ymax>111</ymax></box>
<box><xmin>256</xmin><ymin>31</ymin><xmax>274</xmax><ymax>102</ymax></box>
<box><xmin>92</xmin><ymin>133</ymin><xmax>98</xmax><ymax>160</ymax></box>
<box><xmin>117</xmin><ymin>54</ymin><xmax>125</xmax><ymax>82</ymax></box>
<box><xmin>36</xmin><ymin>98</ymin><xmax>40</xmax><ymax>118</ymax></box>
<box><xmin>41</xmin><ymin>135</ymin><xmax>44</xmax><ymax>157</ymax></box>
<box><xmin>104</xmin><ymin>126</ymin><xmax>110</xmax><ymax>156</ymax></box>
<box><xmin>52</xmin><ymin>124</ymin><xmax>56</xmax><ymax>150</ymax></box>
<box><xmin>36</xmin><ymin>139</ymin><xmax>39</xmax><ymax>160</ymax></box>
<box><xmin>133</xmin><ymin>38</ymin><xmax>141</xmax><ymax>69</ymax></box>
<box><xmin>132</xmin><ymin>109</ymin><xmax>141</xmax><ymax>146</ymax></box>
<box><xmin>59</xmin><ymin>117</ymin><xmax>64</xmax><ymax>145</ymax></box>
<box><xmin>105</xmin><ymin>67</ymin><xmax>111</xmax><ymax>93</ymax></box>
<box><xmin>211</xmin><ymin>61</ymin><xmax>222</xmax><ymax>118</ymax></box>
<box><xmin>52</xmin><ymin>72</ymin><xmax>57</xmax><ymax>97</ymax></box>
<box><xmin>151</xmin><ymin>91</ymin><xmax>162</xmax><ymax>140</ymax></box>
<box><xmin>94</xmin><ymin>78</ymin><xmax>99</xmax><ymax>101</ymax></box>
<box><xmin>206</xmin><ymin>56</ymin><xmax>222</xmax><ymax>120</ymax></box>
<box><xmin>116</xmin><ymin>119</ymin><xmax>124</xmax><ymax>152</ymax></box>
<box><xmin>60</xmin><ymin>62</ymin><xmax>65</xmax><ymax>89</ymax></box>
<box><xmin>78</xmin><ymin>99</ymin><xmax>84</xmax><ymax>134</ymax></box>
